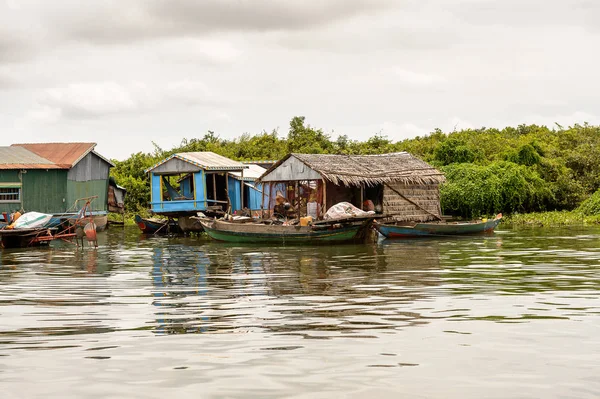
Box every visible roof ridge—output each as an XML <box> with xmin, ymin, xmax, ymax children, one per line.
<box><xmin>12</xmin><ymin>142</ymin><xmax>96</xmax><ymax>145</ymax></box>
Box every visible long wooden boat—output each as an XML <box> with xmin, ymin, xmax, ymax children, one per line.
<box><xmin>0</xmin><ymin>199</ymin><xmax>99</xmax><ymax>248</ymax></box>
<box><xmin>376</xmin><ymin>214</ymin><xmax>503</xmax><ymax>239</ymax></box>
<box><xmin>200</xmin><ymin>217</ymin><xmax>372</xmax><ymax>244</ymax></box>
<box><xmin>134</xmin><ymin>215</ymin><xmax>182</xmax><ymax>234</ymax></box>
<box><xmin>49</xmin><ymin>212</ymin><xmax>108</xmax><ymax>231</ymax></box>
<box><xmin>0</xmin><ymin>228</ymin><xmax>58</xmax><ymax>248</ymax></box>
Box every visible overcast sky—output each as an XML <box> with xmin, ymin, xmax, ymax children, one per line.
<box><xmin>1</xmin><ymin>0</ymin><xmax>599</xmax><ymax>160</ymax></box>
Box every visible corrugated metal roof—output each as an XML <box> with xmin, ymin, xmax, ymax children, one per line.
<box><xmin>146</xmin><ymin>151</ymin><xmax>247</xmax><ymax>173</ymax></box>
<box><xmin>178</xmin><ymin>152</ymin><xmax>247</xmax><ymax>170</ymax></box>
<box><xmin>12</xmin><ymin>142</ymin><xmax>97</xmax><ymax>168</ymax></box>
<box><xmin>0</xmin><ymin>146</ymin><xmax>62</xmax><ymax>169</ymax></box>
<box><xmin>230</xmin><ymin>164</ymin><xmax>266</xmax><ymax>181</ymax></box>
<box><xmin>242</xmin><ymin>160</ymin><xmax>278</xmax><ymax>169</ymax></box>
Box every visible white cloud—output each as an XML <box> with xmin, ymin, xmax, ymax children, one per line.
<box><xmin>155</xmin><ymin>38</ymin><xmax>243</xmax><ymax>65</ymax></box>
<box><xmin>48</xmin><ymin>0</ymin><xmax>394</xmax><ymax>45</ymax></box>
<box><xmin>0</xmin><ymin>66</ymin><xmax>18</xmax><ymax>89</ymax></box>
<box><xmin>447</xmin><ymin>117</ymin><xmax>475</xmax><ymax>132</ymax></box>
<box><xmin>5</xmin><ymin>0</ymin><xmax>19</xmax><ymax>10</ymax></box>
<box><xmin>37</xmin><ymin>82</ymin><xmax>149</xmax><ymax>119</ymax></box>
<box><xmin>30</xmin><ymin>80</ymin><xmax>219</xmax><ymax>121</ymax></box>
<box><xmin>392</xmin><ymin>68</ymin><xmax>446</xmax><ymax>87</ymax></box>
<box><xmin>380</xmin><ymin>121</ymin><xmax>430</xmax><ymax>140</ymax></box>
<box><xmin>26</xmin><ymin>105</ymin><xmax>62</xmax><ymax>124</ymax></box>
<box><xmin>164</xmin><ymin>80</ymin><xmax>214</xmax><ymax>105</ymax></box>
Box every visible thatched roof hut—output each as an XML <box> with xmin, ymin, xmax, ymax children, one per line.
<box><xmin>258</xmin><ymin>152</ymin><xmax>445</xmax><ymax>222</ymax></box>
<box><xmin>259</xmin><ymin>152</ymin><xmax>444</xmax><ymax>186</ymax></box>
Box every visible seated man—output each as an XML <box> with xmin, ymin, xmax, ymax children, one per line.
<box><xmin>273</xmin><ymin>192</ymin><xmax>294</xmax><ymax>219</ymax></box>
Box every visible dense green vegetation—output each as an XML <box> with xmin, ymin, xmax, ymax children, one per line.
<box><xmin>111</xmin><ymin>116</ymin><xmax>600</xmax><ymax>222</ymax></box>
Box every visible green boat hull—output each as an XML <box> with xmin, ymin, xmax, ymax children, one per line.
<box><xmin>201</xmin><ymin>220</ymin><xmax>362</xmax><ymax>244</ymax></box>
<box><xmin>376</xmin><ymin>214</ymin><xmax>503</xmax><ymax>239</ymax></box>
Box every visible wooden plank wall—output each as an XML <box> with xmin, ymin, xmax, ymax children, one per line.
<box><xmin>383</xmin><ymin>182</ymin><xmax>441</xmax><ymax>222</ymax></box>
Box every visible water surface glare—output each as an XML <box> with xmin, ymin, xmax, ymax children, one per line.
<box><xmin>1</xmin><ymin>227</ymin><xmax>599</xmax><ymax>398</ymax></box>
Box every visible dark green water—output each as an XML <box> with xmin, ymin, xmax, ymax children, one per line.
<box><xmin>0</xmin><ymin>227</ymin><xmax>599</xmax><ymax>398</ymax></box>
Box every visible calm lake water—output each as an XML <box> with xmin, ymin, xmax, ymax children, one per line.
<box><xmin>1</xmin><ymin>226</ymin><xmax>599</xmax><ymax>398</ymax></box>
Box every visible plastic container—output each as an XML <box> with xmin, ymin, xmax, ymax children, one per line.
<box><xmin>307</xmin><ymin>202</ymin><xmax>318</xmax><ymax>219</ymax></box>
<box><xmin>84</xmin><ymin>222</ymin><xmax>97</xmax><ymax>241</ymax></box>
<box><xmin>300</xmin><ymin>216</ymin><xmax>313</xmax><ymax>226</ymax></box>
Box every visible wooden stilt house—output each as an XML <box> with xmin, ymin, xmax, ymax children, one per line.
<box><xmin>229</xmin><ymin>163</ymin><xmax>267</xmax><ymax>216</ymax></box>
<box><xmin>0</xmin><ymin>143</ymin><xmax>114</xmax><ymax>217</ymax></box>
<box><xmin>145</xmin><ymin>151</ymin><xmax>260</xmax><ymax>216</ymax></box>
<box><xmin>257</xmin><ymin>152</ymin><xmax>445</xmax><ymax>222</ymax></box>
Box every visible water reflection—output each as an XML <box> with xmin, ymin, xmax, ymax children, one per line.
<box><xmin>145</xmin><ymin>240</ymin><xmax>444</xmax><ymax>336</ymax></box>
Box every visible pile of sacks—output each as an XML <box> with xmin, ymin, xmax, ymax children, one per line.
<box><xmin>323</xmin><ymin>202</ymin><xmax>375</xmax><ymax>220</ymax></box>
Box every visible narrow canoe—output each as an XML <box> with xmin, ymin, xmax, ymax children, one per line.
<box><xmin>200</xmin><ymin>219</ymin><xmax>366</xmax><ymax>244</ymax></box>
<box><xmin>376</xmin><ymin>214</ymin><xmax>502</xmax><ymax>239</ymax></box>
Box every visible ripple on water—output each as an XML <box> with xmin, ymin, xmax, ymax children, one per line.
<box><xmin>0</xmin><ymin>226</ymin><xmax>599</xmax><ymax>398</ymax></box>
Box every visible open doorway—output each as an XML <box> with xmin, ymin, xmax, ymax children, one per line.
<box><xmin>205</xmin><ymin>173</ymin><xmax>229</xmax><ymax>211</ymax></box>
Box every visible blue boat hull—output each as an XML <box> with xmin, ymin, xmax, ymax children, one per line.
<box><xmin>135</xmin><ymin>215</ymin><xmax>182</xmax><ymax>234</ymax></box>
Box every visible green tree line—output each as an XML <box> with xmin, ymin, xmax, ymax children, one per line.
<box><xmin>111</xmin><ymin>116</ymin><xmax>600</xmax><ymax>218</ymax></box>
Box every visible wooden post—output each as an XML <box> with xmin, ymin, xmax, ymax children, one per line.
<box><xmin>240</xmin><ymin>169</ymin><xmax>244</xmax><ymax>209</ymax></box>
<box><xmin>269</xmin><ymin>182</ymin><xmax>273</xmax><ymax>218</ymax></box>
<box><xmin>159</xmin><ymin>175</ymin><xmax>163</xmax><ymax>202</ymax></box>
<box><xmin>201</xmin><ymin>171</ymin><xmax>208</xmax><ymax>208</ymax></box>
<box><xmin>315</xmin><ymin>179</ymin><xmax>320</xmax><ymax>220</ymax></box>
<box><xmin>192</xmin><ymin>173</ymin><xmax>197</xmax><ymax>208</ymax></box>
<box><xmin>261</xmin><ymin>183</ymin><xmax>265</xmax><ymax>219</ymax></box>
<box><xmin>295</xmin><ymin>181</ymin><xmax>299</xmax><ymax>217</ymax></box>
<box><xmin>360</xmin><ymin>185</ymin><xmax>364</xmax><ymax>209</ymax></box>
<box><xmin>225</xmin><ymin>173</ymin><xmax>230</xmax><ymax>214</ymax></box>
<box><xmin>212</xmin><ymin>173</ymin><xmax>217</xmax><ymax>202</ymax></box>
<box><xmin>322</xmin><ymin>179</ymin><xmax>327</xmax><ymax>215</ymax></box>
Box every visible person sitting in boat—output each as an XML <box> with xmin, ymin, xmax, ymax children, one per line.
<box><xmin>273</xmin><ymin>192</ymin><xmax>294</xmax><ymax>219</ymax></box>
<box><xmin>10</xmin><ymin>210</ymin><xmax>21</xmax><ymax>223</ymax></box>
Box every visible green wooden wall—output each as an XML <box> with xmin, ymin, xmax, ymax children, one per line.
<box><xmin>66</xmin><ymin>180</ymin><xmax>109</xmax><ymax>212</ymax></box>
<box><xmin>0</xmin><ymin>168</ymin><xmax>110</xmax><ymax>217</ymax></box>
<box><xmin>0</xmin><ymin>171</ymin><xmax>20</xmax><ymax>183</ymax></box>
<box><xmin>22</xmin><ymin>170</ymin><xmax>68</xmax><ymax>214</ymax></box>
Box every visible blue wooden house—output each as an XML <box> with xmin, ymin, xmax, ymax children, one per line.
<box><xmin>145</xmin><ymin>152</ymin><xmax>268</xmax><ymax>218</ymax></box>
<box><xmin>230</xmin><ymin>163</ymin><xmax>268</xmax><ymax>215</ymax></box>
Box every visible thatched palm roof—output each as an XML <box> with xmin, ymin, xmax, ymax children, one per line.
<box><xmin>258</xmin><ymin>152</ymin><xmax>445</xmax><ymax>186</ymax></box>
